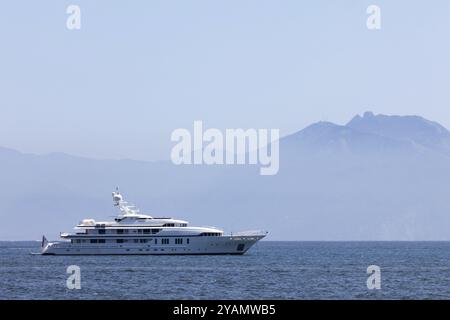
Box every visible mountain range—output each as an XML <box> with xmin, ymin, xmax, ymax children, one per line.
<box><xmin>2</xmin><ymin>111</ymin><xmax>450</xmax><ymax>240</ymax></box>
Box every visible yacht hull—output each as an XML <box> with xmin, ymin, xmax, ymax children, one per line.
<box><xmin>41</xmin><ymin>235</ymin><xmax>264</xmax><ymax>255</ymax></box>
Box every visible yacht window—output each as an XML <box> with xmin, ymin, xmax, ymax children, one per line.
<box><xmin>98</xmin><ymin>239</ymin><xmax>105</xmax><ymax>243</ymax></box>
<box><xmin>90</xmin><ymin>239</ymin><xmax>98</xmax><ymax>243</ymax></box>
<box><xmin>163</xmin><ymin>223</ymin><xmax>175</xmax><ymax>227</ymax></box>
<box><xmin>117</xmin><ymin>229</ymin><xmax>124</xmax><ymax>234</ymax></box>
<box><xmin>143</xmin><ymin>229</ymin><xmax>150</xmax><ymax>234</ymax></box>
<box><xmin>162</xmin><ymin>238</ymin><xmax>169</xmax><ymax>245</ymax></box>
<box><xmin>116</xmin><ymin>239</ymin><xmax>124</xmax><ymax>243</ymax></box>
<box><xmin>200</xmin><ymin>232</ymin><xmax>220</xmax><ymax>237</ymax></box>
<box><xmin>187</xmin><ymin>238</ymin><xmax>190</xmax><ymax>244</ymax></box>
<box><xmin>98</xmin><ymin>229</ymin><xmax>105</xmax><ymax>234</ymax></box>
<box><xmin>134</xmin><ymin>239</ymin><xmax>139</xmax><ymax>243</ymax></box>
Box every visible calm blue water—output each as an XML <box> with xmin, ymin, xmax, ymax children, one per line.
<box><xmin>1</xmin><ymin>241</ymin><xmax>450</xmax><ymax>299</ymax></box>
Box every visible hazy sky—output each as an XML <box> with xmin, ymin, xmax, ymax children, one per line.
<box><xmin>1</xmin><ymin>0</ymin><xmax>450</xmax><ymax>161</ymax></box>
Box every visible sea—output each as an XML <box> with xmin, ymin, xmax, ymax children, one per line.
<box><xmin>1</xmin><ymin>241</ymin><xmax>450</xmax><ymax>300</ymax></box>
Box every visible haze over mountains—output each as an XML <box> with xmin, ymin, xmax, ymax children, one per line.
<box><xmin>2</xmin><ymin>112</ymin><xmax>450</xmax><ymax>241</ymax></box>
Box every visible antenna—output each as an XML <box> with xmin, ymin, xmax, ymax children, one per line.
<box><xmin>111</xmin><ymin>188</ymin><xmax>146</xmax><ymax>216</ymax></box>
<box><xmin>112</xmin><ymin>188</ymin><xmax>124</xmax><ymax>206</ymax></box>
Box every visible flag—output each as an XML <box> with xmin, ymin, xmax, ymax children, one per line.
<box><xmin>41</xmin><ymin>235</ymin><xmax>48</xmax><ymax>248</ymax></box>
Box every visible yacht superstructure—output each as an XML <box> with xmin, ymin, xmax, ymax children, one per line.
<box><xmin>41</xmin><ymin>190</ymin><xmax>267</xmax><ymax>255</ymax></box>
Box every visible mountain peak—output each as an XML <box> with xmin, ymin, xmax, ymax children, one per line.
<box><xmin>346</xmin><ymin>111</ymin><xmax>376</xmax><ymax>125</ymax></box>
<box><xmin>346</xmin><ymin>112</ymin><xmax>450</xmax><ymax>154</ymax></box>
<box><xmin>363</xmin><ymin>111</ymin><xmax>375</xmax><ymax>118</ymax></box>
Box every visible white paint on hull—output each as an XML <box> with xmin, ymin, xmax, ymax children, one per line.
<box><xmin>42</xmin><ymin>235</ymin><xmax>264</xmax><ymax>255</ymax></box>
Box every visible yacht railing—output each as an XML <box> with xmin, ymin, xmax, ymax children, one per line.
<box><xmin>231</xmin><ymin>230</ymin><xmax>268</xmax><ymax>237</ymax></box>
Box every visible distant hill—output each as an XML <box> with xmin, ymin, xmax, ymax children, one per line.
<box><xmin>347</xmin><ymin>111</ymin><xmax>450</xmax><ymax>156</ymax></box>
<box><xmin>2</xmin><ymin>112</ymin><xmax>450</xmax><ymax>240</ymax></box>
